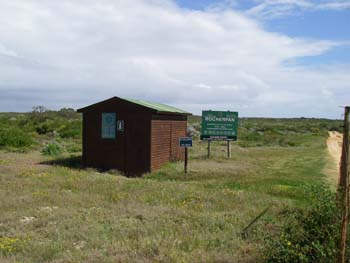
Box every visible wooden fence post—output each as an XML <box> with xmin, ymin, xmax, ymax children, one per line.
<box><xmin>337</xmin><ymin>106</ymin><xmax>350</xmax><ymax>263</ymax></box>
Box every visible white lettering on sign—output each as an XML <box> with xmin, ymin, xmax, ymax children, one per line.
<box><xmin>204</xmin><ymin>116</ymin><xmax>235</xmax><ymax>122</ymax></box>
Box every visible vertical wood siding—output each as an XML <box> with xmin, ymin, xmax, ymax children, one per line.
<box><xmin>150</xmin><ymin>120</ymin><xmax>187</xmax><ymax>171</ymax></box>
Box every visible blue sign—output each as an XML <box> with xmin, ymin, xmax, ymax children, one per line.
<box><xmin>179</xmin><ymin>137</ymin><xmax>193</xmax><ymax>147</ymax></box>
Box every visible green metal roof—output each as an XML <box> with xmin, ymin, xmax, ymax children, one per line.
<box><xmin>123</xmin><ymin>97</ymin><xmax>190</xmax><ymax>114</ymax></box>
<box><xmin>77</xmin><ymin>96</ymin><xmax>191</xmax><ymax>115</ymax></box>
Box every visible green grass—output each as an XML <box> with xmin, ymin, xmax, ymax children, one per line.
<box><xmin>0</xmin><ymin>123</ymin><xmax>333</xmax><ymax>262</ymax></box>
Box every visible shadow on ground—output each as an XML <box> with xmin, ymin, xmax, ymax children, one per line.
<box><xmin>40</xmin><ymin>155</ymin><xmax>82</xmax><ymax>169</ymax></box>
<box><xmin>40</xmin><ymin>156</ymin><xmax>140</xmax><ymax>177</ymax></box>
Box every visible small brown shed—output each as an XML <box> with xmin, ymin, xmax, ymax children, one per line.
<box><xmin>77</xmin><ymin>96</ymin><xmax>191</xmax><ymax>175</ymax></box>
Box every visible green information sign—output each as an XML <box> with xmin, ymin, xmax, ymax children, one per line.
<box><xmin>102</xmin><ymin>113</ymin><xmax>116</xmax><ymax>139</ymax></box>
<box><xmin>200</xmin><ymin>110</ymin><xmax>238</xmax><ymax>141</ymax></box>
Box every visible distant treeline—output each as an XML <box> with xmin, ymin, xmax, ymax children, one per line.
<box><xmin>188</xmin><ymin>115</ymin><xmax>343</xmax><ymax>147</ymax></box>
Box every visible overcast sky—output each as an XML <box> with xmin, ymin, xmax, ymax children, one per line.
<box><xmin>0</xmin><ymin>0</ymin><xmax>349</xmax><ymax>118</ymax></box>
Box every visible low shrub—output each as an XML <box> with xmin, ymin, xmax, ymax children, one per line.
<box><xmin>35</xmin><ymin>123</ymin><xmax>53</xmax><ymax>134</ymax></box>
<box><xmin>41</xmin><ymin>142</ymin><xmax>63</xmax><ymax>156</ymax></box>
<box><xmin>58</xmin><ymin>121</ymin><xmax>81</xmax><ymax>139</ymax></box>
<box><xmin>263</xmin><ymin>184</ymin><xmax>348</xmax><ymax>263</ymax></box>
<box><xmin>35</xmin><ymin>123</ymin><xmax>52</xmax><ymax>135</ymax></box>
<box><xmin>0</xmin><ymin>128</ymin><xmax>33</xmax><ymax>148</ymax></box>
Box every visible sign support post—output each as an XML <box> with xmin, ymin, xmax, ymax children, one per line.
<box><xmin>227</xmin><ymin>140</ymin><xmax>231</xmax><ymax>158</ymax></box>
<box><xmin>184</xmin><ymin>147</ymin><xmax>188</xmax><ymax>173</ymax></box>
<box><xmin>179</xmin><ymin>137</ymin><xmax>193</xmax><ymax>174</ymax></box>
<box><xmin>208</xmin><ymin>140</ymin><xmax>211</xmax><ymax>158</ymax></box>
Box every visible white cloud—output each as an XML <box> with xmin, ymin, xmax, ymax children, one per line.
<box><xmin>0</xmin><ymin>0</ymin><xmax>348</xmax><ymax>117</ymax></box>
<box><xmin>247</xmin><ymin>0</ymin><xmax>350</xmax><ymax>19</ymax></box>
<box><xmin>316</xmin><ymin>1</ymin><xmax>350</xmax><ymax>10</ymax></box>
<box><xmin>0</xmin><ymin>44</ymin><xmax>18</xmax><ymax>57</ymax></box>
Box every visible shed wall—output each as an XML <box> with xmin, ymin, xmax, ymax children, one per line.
<box><xmin>150</xmin><ymin>119</ymin><xmax>187</xmax><ymax>171</ymax></box>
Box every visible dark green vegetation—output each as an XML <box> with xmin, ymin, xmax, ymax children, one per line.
<box><xmin>0</xmin><ymin>109</ymin><xmax>347</xmax><ymax>262</ymax></box>
<box><xmin>264</xmin><ymin>185</ymin><xmax>349</xmax><ymax>262</ymax></box>
<box><xmin>0</xmin><ymin>107</ymin><xmax>82</xmax><ymax>154</ymax></box>
<box><xmin>0</xmin><ymin>128</ymin><xmax>33</xmax><ymax>149</ymax></box>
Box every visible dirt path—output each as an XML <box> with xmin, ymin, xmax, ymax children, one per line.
<box><xmin>326</xmin><ymin>131</ymin><xmax>342</xmax><ymax>183</ymax></box>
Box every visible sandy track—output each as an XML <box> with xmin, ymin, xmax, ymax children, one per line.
<box><xmin>326</xmin><ymin>131</ymin><xmax>342</xmax><ymax>184</ymax></box>
<box><xmin>327</xmin><ymin>131</ymin><xmax>342</xmax><ymax>170</ymax></box>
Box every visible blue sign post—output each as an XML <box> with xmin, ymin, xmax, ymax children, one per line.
<box><xmin>179</xmin><ymin>137</ymin><xmax>192</xmax><ymax>173</ymax></box>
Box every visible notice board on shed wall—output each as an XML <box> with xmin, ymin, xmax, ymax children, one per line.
<box><xmin>102</xmin><ymin>113</ymin><xmax>116</xmax><ymax>139</ymax></box>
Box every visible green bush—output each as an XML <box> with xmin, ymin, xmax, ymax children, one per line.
<box><xmin>58</xmin><ymin>121</ymin><xmax>81</xmax><ymax>138</ymax></box>
<box><xmin>0</xmin><ymin>128</ymin><xmax>33</xmax><ymax>148</ymax></box>
<box><xmin>263</xmin><ymin>185</ymin><xmax>348</xmax><ymax>263</ymax></box>
<box><xmin>41</xmin><ymin>142</ymin><xmax>63</xmax><ymax>156</ymax></box>
<box><xmin>35</xmin><ymin>123</ymin><xmax>52</xmax><ymax>135</ymax></box>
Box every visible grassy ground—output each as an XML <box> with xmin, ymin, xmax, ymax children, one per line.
<box><xmin>0</xmin><ymin>127</ymin><xmax>331</xmax><ymax>262</ymax></box>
